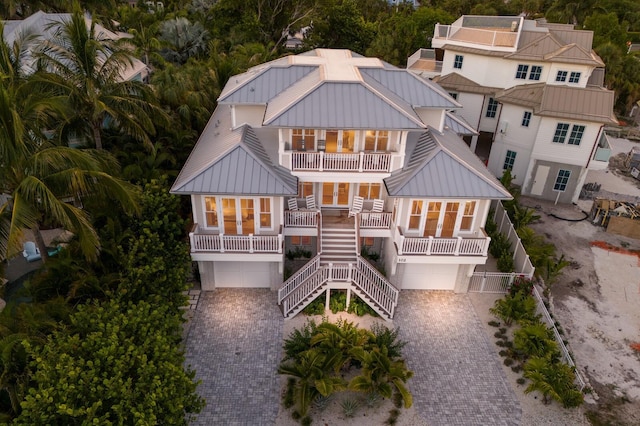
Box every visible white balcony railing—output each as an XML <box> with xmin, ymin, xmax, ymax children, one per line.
<box><xmin>395</xmin><ymin>228</ymin><xmax>490</xmax><ymax>256</ymax></box>
<box><xmin>284</xmin><ymin>210</ymin><xmax>319</xmax><ymax>227</ymax></box>
<box><xmin>359</xmin><ymin>212</ymin><xmax>392</xmax><ymax>229</ymax></box>
<box><xmin>190</xmin><ymin>230</ymin><xmax>282</xmax><ymax>253</ymax></box>
<box><xmin>290</xmin><ymin>151</ymin><xmax>392</xmax><ymax>172</ymax></box>
<box><xmin>434</xmin><ymin>23</ymin><xmax>518</xmax><ymax>49</ymax></box>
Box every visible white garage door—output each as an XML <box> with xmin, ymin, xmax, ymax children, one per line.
<box><xmin>401</xmin><ymin>264</ymin><xmax>458</xmax><ymax>290</ymax></box>
<box><xmin>214</xmin><ymin>261</ymin><xmax>272</xmax><ymax>288</ymax></box>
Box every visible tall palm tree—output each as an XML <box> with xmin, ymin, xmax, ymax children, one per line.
<box><xmin>0</xmin><ymin>23</ymin><xmax>140</xmax><ymax>263</ymax></box>
<box><xmin>33</xmin><ymin>7</ymin><xmax>165</xmax><ymax>150</ymax></box>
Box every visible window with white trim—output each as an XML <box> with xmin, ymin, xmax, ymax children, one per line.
<box><xmin>555</xmin><ymin>71</ymin><xmax>568</xmax><ymax>82</ymax></box>
<box><xmin>204</xmin><ymin>197</ymin><xmax>218</xmax><ymax>227</ymax></box>
<box><xmin>291</xmin><ymin>129</ymin><xmax>315</xmax><ymax>151</ymax></box>
<box><xmin>358</xmin><ymin>183</ymin><xmax>381</xmax><ymax>199</ymax></box>
<box><xmin>364</xmin><ymin>130</ymin><xmax>389</xmax><ymax>151</ymax></box>
<box><xmin>298</xmin><ymin>182</ymin><xmax>313</xmax><ymax>197</ymax></box>
<box><xmin>515</xmin><ymin>64</ymin><xmax>529</xmax><ymax>79</ymax></box>
<box><xmin>553</xmin><ymin>169</ymin><xmax>571</xmax><ymax>191</ymax></box>
<box><xmin>503</xmin><ymin>150</ymin><xmax>517</xmax><ymax>171</ymax></box>
<box><xmin>567</xmin><ymin>125</ymin><xmax>585</xmax><ymax>145</ymax></box>
<box><xmin>521</xmin><ymin>111</ymin><xmax>532</xmax><ymax>127</ymax></box>
<box><xmin>460</xmin><ymin>201</ymin><xmax>476</xmax><ymax>231</ymax></box>
<box><xmin>486</xmin><ymin>98</ymin><xmax>498</xmax><ymax>118</ymax></box>
<box><xmin>291</xmin><ymin>236</ymin><xmax>311</xmax><ymax>246</ymax></box>
<box><xmin>552</xmin><ymin>123</ymin><xmax>570</xmax><ymax>143</ymax></box>
<box><xmin>529</xmin><ymin>65</ymin><xmax>542</xmax><ymax>80</ymax></box>
<box><xmin>448</xmin><ymin>92</ymin><xmax>458</xmax><ymax>100</ymax></box>
<box><xmin>408</xmin><ymin>200</ymin><xmax>423</xmax><ymax>230</ymax></box>
<box><xmin>453</xmin><ymin>55</ymin><xmax>463</xmax><ymax>69</ymax></box>
<box><xmin>259</xmin><ymin>198</ymin><xmax>271</xmax><ymax>228</ymax></box>
<box><xmin>569</xmin><ymin>72</ymin><xmax>581</xmax><ymax>83</ymax></box>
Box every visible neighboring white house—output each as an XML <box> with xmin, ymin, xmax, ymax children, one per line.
<box><xmin>171</xmin><ymin>48</ymin><xmax>511</xmax><ymax>319</ymax></box>
<box><xmin>409</xmin><ymin>15</ymin><xmax>617</xmax><ymax>204</ymax></box>
<box><xmin>2</xmin><ymin>10</ymin><xmax>149</xmax><ymax>82</ymax></box>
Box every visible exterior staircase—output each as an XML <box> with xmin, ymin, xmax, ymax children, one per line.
<box><xmin>278</xmin><ymin>214</ymin><xmax>399</xmax><ymax>321</ymax></box>
<box><xmin>320</xmin><ymin>223</ymin><xmax>358</xmax><ymax>265</ymax></box>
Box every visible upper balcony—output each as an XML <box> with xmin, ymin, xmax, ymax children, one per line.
<box><xmin>432</xmin><ymin>16</ymin><xmax>523</xmax><ymax>52</ymax></box>
<box><xmin>288</xmin><ymin>151</ymin><xmax>395</xmax><ymax>173</ymax></box>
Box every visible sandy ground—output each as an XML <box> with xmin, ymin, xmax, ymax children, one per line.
<box><xmin>519</xmin><ymin>136</ymin><xmax>640</xmax><ymax>424</ymax></box>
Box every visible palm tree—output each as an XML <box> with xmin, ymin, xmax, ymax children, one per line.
<box><xmin>278</xmin><ymin>348</ymin><xmax>346</xmax><ymax>417</ymax></box>
<box><xmin>524</xmin><ymin>355</ymin><xmax>584</xmax><ymax>407</ymax></box>
<box><xmin>514</xmin><ymin>322</ymin><xmax>558</xmax><ymax>358</ymax></box>
<box><xmin>33</xmin><ymin>7</ymin><xmax>165</xmax><ymax>150</ymax></box>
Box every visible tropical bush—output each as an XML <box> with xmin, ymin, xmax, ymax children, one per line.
<box><xmin>524</xmin><ymin>356</ymin><xmax>584</xmax><ymax>407</ymax></box>
<box><xmin>490</xmin><ymin>292</ymin><xmax>537</xmax><ymax>326</ymax></box>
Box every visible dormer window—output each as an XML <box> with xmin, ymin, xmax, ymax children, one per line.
<box><xmin>555</xmin><ymin>71</ymin><xmax>568</xmax><ymax>82</ymax></box>
<box><xmin>569</xmin><ymin>72</ymin><xmax>581</xmax><ymax>83</ymax></box>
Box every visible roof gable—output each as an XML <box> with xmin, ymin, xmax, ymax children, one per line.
<box><xmin>218</xmin><ymin>65</ymin><xmax>317</xmax><ymax>104</ymax></box>
<box><xmin>434</xmin><ymin>73</ymin><xmax>499</xmax><ymax>95</ymax></box>
<box><xmin>384</xmin><ymin>130</ymin><xmax>511</xmax><ymax>199</ymax></box>
<box><xmin>264</xmin><ymin>81</ymin><xmax>424</xmax><ymax>129</ymax></box>
<box><xmin>506</xmin><ymin>33</ymin><xmax>564</xmax><ymax>60</ymax></box>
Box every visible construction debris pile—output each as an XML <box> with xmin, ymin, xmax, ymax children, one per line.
<box><xmin>590</xmin><ymin>198</ymin><xmax>640</xmax><ymax>239</ymax></box>
<box><xmin>625</xmin><ymin>146</ymin><xmax>640</xmax><ymax>180</ymax></box>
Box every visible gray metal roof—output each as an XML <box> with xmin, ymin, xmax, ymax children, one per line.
<box><xmin>264</xmin><ymin>81</ymin><xmax>424</xmax><ymax>129</ymax></box>
<box><xmin>384</xmin><ymin>129</ymin><xmax>511</xmax><ymax>199</ymax></box>
<box><xmin>359</xmin><ymin>68</ymin><xmax>460</xmax><ymax>108</ymax></box>
<box><xmin>445</xmin><ymin>112</ymin><xmax>478</xmax><ymax>135</ymax></box>
<box><xmin>171</xmin><ymin>107</ymin><xmax>297</xmax><ymax>195</ymax></box>
<box><xmin>218</xmin><ymin>65</ymin><xmax>317</xmax><ymax>104</ymax></box>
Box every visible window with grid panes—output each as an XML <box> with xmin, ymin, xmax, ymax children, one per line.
<box><xmin>568</xmin><ymin>125</ymin><xmax>585</xmax><ymax>145</ymax></box>
<box><xmin>515</xmin><ymin>64</ymin><xmax>529</xmax><ymax>79</ymax></box>
<box><xmin>453</xmin><ymin>55</ymin><xmax>463</xmax><ymax>69</ymax></box>
<box><xmin>408</xmin><ymin>200</ymin><xmax>423</xmax><ymax>230</ymax></box>
<box><xmin>555</xmin><ymin>71</ymin><xmax>568</xmax><ymax>82</ymax></box>
<box><xmin>553</xmin><ymin>169</ymin><xmax>571</xmax><ymax>191</ymax></box>
<box><xmin>521</xmin><ymin>111</ymin><xmax>532</xmax><ymax>127</ymax></box>
<box><xmin>291</xmin><ymin>236</ymin><xmax>311</xmax><ymax>246</ymax></box>
<box><xmin>298</xmin><ymin>182</ymin><xmax>313</xmax><ymax>197</ymax></box>
<box><xmin>291</xmin><ymin>129</ymin><xmax>314</xmax><ymax>151</ymax></box>
<box><xmin>486</xmin><ymin>98</ymin><xmax>498</xmax><ymax>118</ymax></box>
<box><xmin>569</xmin><ymin>72</ymin><xmax>581</xmax><ymax>83</ymax></box>
<box><xmin>529</xmin><ymin>66</ymin><xmax>542</xmax><ymax>80</ymax></box>
<box><xmin>503</xmin><ymin>150</ymin><xmax>517</xmax><ymax>170</ymax></box>
<box><xmin>552</xmin><ymin>123</ymin><xmax>570</xmax><ymax>143</ymax></box>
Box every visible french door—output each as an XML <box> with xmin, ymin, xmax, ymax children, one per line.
<box><xmin>321</xmin><ymin>182</ymin><xmax>350</xmax><ymax>207</ymax></box>
<box><xmin>221</xmin><ymin>198</ymin><xmax>255</xmax><ymax>234</ymax></box>
<box><xmin>409</xmin><ymin>200</ymin><xmax>461</xmax><ymax>237</ymax></box>
<box><xmin>325</xmin><ymin>130</ymin><xmax>355</xmax><ymax>153</ymax></box>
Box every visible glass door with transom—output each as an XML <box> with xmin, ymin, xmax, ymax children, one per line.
<box><xmin>321</xmin><ymin>182</ymin><xmax>351</xmax><ymax>207</ymax></box>
<box><xmin>408</xmin><ymin>200</ymin><xmax>461</xmax><ymax>237</ymax></box>
<box><xmin>221</xmin><ymin>198</ymin><xmax>255</xmax><ymax>234</ymax></box>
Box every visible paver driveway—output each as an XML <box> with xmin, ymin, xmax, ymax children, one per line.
<box><xmin>185</xmin><ymin>289</ymin><xmax>521</xmax><ymax>425</ymax></box>
<box><xmin>395</xmin><ymin>291</ymin><xmax>521</xmax><ymax>426</ymax></box>
<box><xmin>184</xmin><ymin>289</ymin><xmax>283</xmax><ymax>426</ymax></box>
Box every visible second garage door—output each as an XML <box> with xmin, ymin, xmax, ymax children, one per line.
<box><xmin>214</xmin><ymin>261</ymin><xmax>272</xmax><ymax>288</ymax></box>
<box><xmin>400</xmin><ymin>264</ymin><xmax>458</xmax><ymax>290</ymax></box>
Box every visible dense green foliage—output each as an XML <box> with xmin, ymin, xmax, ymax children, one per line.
<box><xmin>279</xmin><ymin>319</ymin><xmax>412</xmax><ymax>422</ymax></box>
<box><xmin>15</xmin><ymin>299</ymin><xmax>204</xmax><ymax>424</ymax></box>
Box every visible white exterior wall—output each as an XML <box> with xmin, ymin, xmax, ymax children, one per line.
<box><xmin>528</xmin><ymin>117</ymin><xmax>600</xmax><ymax>167</ymax></box>
<box><xmin>442</xmin><ymin>49</ymin><xmax>594</xmax><ymax>90</ymax></box>
<box><xmin>487</xmin><ymin>104</ymin><xmax>539</xmax><ymax>186</ymax></box>
<box><xmin>233</xmin><ymin>105</ymin><xmax>266</xmax><ymax>127</ymax></box>
<box><xmin>415</xmin><ymin>109</ymin><xmax>445</xmax><ymax>131</ymax></box>
<box><xmin>453</xmin><ymin>92</ymin><xmax>484</xmax><ymax>129</ymax></box>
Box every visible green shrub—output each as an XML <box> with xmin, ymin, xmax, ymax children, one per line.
<box><xmin>524</xmin><ymin>356</ymin><xmax>584</xmax><ymax>407</ymax></box>
<box><xmin>504</xmin><ymin>358</ymin><xmax>514</xmax><ymax>366</ymax></box>
<box><xmin>347</xmin><ymin>294</ymin><xmax>378</xmax><ymax>317</ymax></box>
<box><xmin>341</xmin><ymin>398</ymin><xmax>359</xmax><ymax>417</ymax></box>
<box><xmin>301</xmin><ymin>416</ymin><xmax>313</xmax><ymax>426</ymax></box>
<box><xmin>370</xmin><ymin>323</ymin><xmax>407</xmax><ymax>359</ymax></box>
<box><xmin>514</xmin><ymin>322</ymin><xmax>559</xmax><ymax>359</ymax></box>
<box><xmin>366</xmin><ymin>392</ymin><xmax>381</xmax><ymax>407</ymax></box>
<box><xmin>516</xmin><ymin>377</ymin><xmax>526</xmax><ymax>385</ymax></box>
<box><xmin>489</xmin><ymin>232</ymin><xmax>512</xmax><ymax>258</ymax></box>
<box><xmin>497</xmin><ymin>250</ymin><xmax>515</xmax><ymax>272</ymax></box>
<box><xmin>283</xmin><ymin>319</ymin><xmax>318</xmax><ymax>361</ymax></box>
<box><xmin>329</xmin><ymin>291</ymin><xmax>347</xmax><ymax>313</ymax></box>
<box><xmin>303</xmin><ymin>293</ymin><xmax>325</xmax><ymax>316</ymax></box>
<box><xmin>490</xmin><ymin>292</ymin><xmax>537</xmax><ymax>326</ymax></box>
<box><xmin>488</xmin><ymin>320</ymin><xmax>500</xmax><ymax>327</ymax></box>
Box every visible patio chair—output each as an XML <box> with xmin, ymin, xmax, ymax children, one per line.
<box><xmin>371</xmin><ymin>199</ymin><xmax>384</xmax><ymax>213</ymax></box>
<box><xmin>348</xmin><ymin>196</ymin><xmax>364</xmax><ymax>217</ymax></box>
<box><xmin>305</xmin><ymin>195</ymin><xmax>317</xmax><ymax>210</ymax></box>
<box><xmin>22</xmin><ymin>241</ymin><xmax>42</xmax><ymax>262</ymax></box>
<box><xmin>287</xmin><ymin>198</ymin><xmax>299</xmax><ymax>211</ymax></box>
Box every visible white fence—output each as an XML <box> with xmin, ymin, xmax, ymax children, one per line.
<box><xmin>492</xmin><ymin>201</ymin><xmax>535</xmax><ymax>277</ymax></box>
<box><xmin>532</xmin><ymin>286</ymin><xmax>586</xmax><ymax>390</ymax></box>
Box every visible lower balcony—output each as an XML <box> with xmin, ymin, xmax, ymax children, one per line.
<box><xmin>189</xmin><ymin>225</ymin><xmax>283</xmax><ymax>254</ymax></box>
<box><xmin>395</xmin><ymin>228</ymin><xmax>490</xmax><ymax>257</ymax></box>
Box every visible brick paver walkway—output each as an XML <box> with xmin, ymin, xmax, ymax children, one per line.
<box><xmin>184</xmin><ymin>289</ymin><xmax>283</xmax><ymax>426</ymax></box>
<box><xmin>185</xmin><ymin>289</ymin><xmax>521</xmax><ymax>425</ymax></box>
<box><xmin>394</xmin><ymin>291</ymin><xmax>521</xmax><ymax>426</ymax></box>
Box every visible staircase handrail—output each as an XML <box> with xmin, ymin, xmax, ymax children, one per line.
<box><xmin>353</xmin><ymin>256</ymin><xmax>399</xmax><ymax>318</ymax></box>
<box><xmin>280</xmin><ymin>267</ymin><xmax>328</xmax><ymax>317</ymax></box>
<box><xmin>278</xmin><ymin>254</ymin><xmax>322</xmax><ymax>304</ymax></box>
